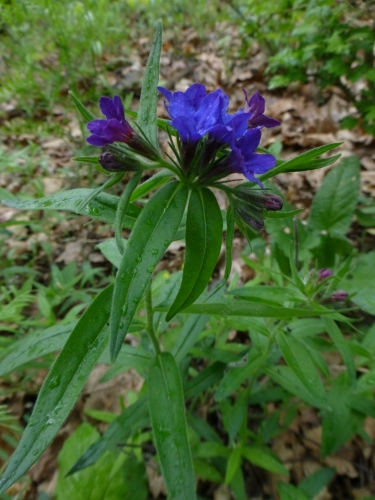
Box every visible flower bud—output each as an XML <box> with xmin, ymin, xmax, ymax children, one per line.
<box><xmin>263</xmin><ymin>193</ymin><xmax>283</xmax><ymax>211</ymax></box>
<box><xmin>318</xmin><ymin>268</ymin><xmax>333</xmax><ymax>282</ymax></box>
<box><xmin>99</xmin><ymin>152</ymin><xmax>138</xmax><ymax>172</ymax></box>
<box><xmin>328</xmin><ymin>290</ymin><xmax>348</xmax><ymax>302</ymax></box>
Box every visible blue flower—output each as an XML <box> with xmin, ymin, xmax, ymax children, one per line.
<box><xmin>225</xmin><ymin>129</ymin><xmax>276</xmax><ymax>187</ymax></box>
<box><xmin>87</xmin><ymin>96</ymin><xmax>134</xmax><ymax>146</ymax></box>
<box><xmin>158</xmin><ymin>83</ymin><xmax>237</xmax><ymax>143</ymax></box>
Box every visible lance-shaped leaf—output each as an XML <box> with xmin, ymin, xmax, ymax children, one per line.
<box><xmin>148</xmin><ymin>352</ymin><xmax>196</xmax><ymax>500</ymax></box>
<box><xmin>110</xmin><ymin>181</ymin><xmax>188</xmax><ymax>361</ymax></box>
<box><xmin>2</xmin><ymin>189</ymin><xmax>141</xmax><ymax>229</ymax></box>
<box><xmin>69</xmin><ymin>90</ymin><xmax>96</xmax><ymax>122</ymax></box>
<box><xmin>166</xmin><ymin>187</ymin><xmax>222</xmax><ymax>320</ymax></box>
<box><xmin>0</xmin><ymin>322</ymin><xmax>75</xmax><ymax>377</ymax></box>
<box><xmin>259</xmin><ymin>142</ymin><xmax>343</xmax><ymax>182</ymax></box>
<box><xmin>0</xmin><ymin>285</ymin><xmax>114</xmax><ymax>494</ymax></box>
<box><xmin>137</xmin><ymin>20</ymin><xmax>162</xmax><ymax>150</ymax></box>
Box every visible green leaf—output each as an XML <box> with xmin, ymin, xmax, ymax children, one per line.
<box><xmin>308</xmin><ymin>156</ymin><xmax>360</xmax><ymax>235</ymax></box>
<box><xmin>228</xmin><ymin>286</ymin><xmax>306</xmax><ymax>304</ymax></box>
<box><xmin>276</xmin><ymin>331</ymin><xmax>327</xmax><ymax>407</ymax></box>
<box><xmin>114</xmin><ymin>171</ymin><xmax>142</xmax><ymax>254</ymax></box>
<box><xmin>96</xmin><ymin>238</ymin><xmax>123</xmax><ymax>268</ymax></box>
<box><xmin>340</xmin><ymin>250</ymin><xmax>375</xmax><ymax>315</ymax></box>
<box><xmin>137</xmin><ymin>21</ymin><xmax>162</xmax><ymax>150</ymax></box>
<box><xmin>77</xmin><ymin>172</ymin><xmax>125</xmax><ymax>212</ymax></box>
<box><xmin>242</xmin><ymin>446</ymin><xmax>288</xmax><ymax>475</ymax></box>
<box><xmin>166</xmin><ymin>188</ymin><xmax>223</xmax><ymax>320</ymax></box>
<box><xmin>68</xmin><ymin>397</ymin><xmax>149</xmax><ymax>475</ymax></box>
<box><xmin>265</xmin><ymin>366</ymin><xmax>329</xmax><ymax>410</ymax></box>
<box><xmin>266</xmin><ymin>208</ymin><xmax>304</xmax><ymax>219</ymax></box>
<box><xmin>130</xmin><ymin>169</ymin><xmax>173</xmax><ymax>202</ymax></box>
<box><xmin>299</xmin><ymin>467</ymin><xmax>335</xmax><ymax>499</ymax></box>
<box><xmin>260</xmin><ymin>143</ymin><xmax>343</xmax><ymax>181</ymax></box>
<box><xmin>56</xmin><ymin>423</ymin><xmax>147</xmax><ymax>500</ymax></box>
<box><xmin>278</xmin><ymin>482</ymin><xmax>309</xmax><ymax>500</ymax></box>
<box><xmin>0</xmin><ymin>322</ymin><xmax>75</xmax><ymax>377</ymax></box>
<box><xmin>225</xmin><ymin>445</ymin><xmax>242</xmax><ymax>484</ymax></box>
<box><xmin>2</xmin><ymin>189</ymin><xmax>141</xmax><ymax>229</ymax></box>
<box><xmin>148</xmin><ymin>352</ymin><xmax>196</xmax><ymax>500</ymax></box>
<box><xmin>323</xmin><ymin>318</ymin><xmax>356</xmax><ymax>386</ymax></box>
<box><xmin>164</xmin><ymin>298</ymin><xmax>335</xmax><ymax>319</ymax></box>
<box><xmin>69</xmin><ymin>91</ymin><xmax>96</xmax><ymax>122</ymax></box>
<box><xmin>0</xmin><ymin>285</ymin><xmax>114</xmax><ymax>493</ymax></box>
<box><xmin>322</xmin><ymin>373</ymin><xmax>363</xmax><ymax>456</ymax></box>
<box><xmin>110</xmin><ymin>181</ymin><xmax>188</xmax><ymax>360</ymax></box>
<box><xmin>214</xmin><ymin>349</ymin><xmax>266</xmax><ymax>401</ymax></box>
<box><xmin>172</xmin><ymin>314</ymin><xmax>209</xmax><ymax>364</ymax></box>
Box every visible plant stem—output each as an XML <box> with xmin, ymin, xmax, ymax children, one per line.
<box><xmin>146</xmin><ymin>287</ymin><xmax>161</xmax><ymax>355</ymax></box>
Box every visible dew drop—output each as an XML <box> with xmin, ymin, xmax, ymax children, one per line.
<box><xmin>151</xmin><ymin>248</ymin><xmax>158</xmax><ymax>255</ymax></box>
<box><xmin>147</xmin><ymin>266</ymin><xmax>154</xmax><ymax>273</ymax></box>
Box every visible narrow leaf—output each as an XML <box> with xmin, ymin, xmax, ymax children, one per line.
<box><xmin>276</xmin><ymin>331</ymin><xmax>327</xmax><ymax>406</ymax></box>
<box><xmin>166</xmin><ymin>187</ymin><xmax>222</xmax><ymax>320</ymax></box>
<box><xmin>110</xmin><ymin>181</ymin><xmax>188</xmax><ymax>361</ymax></box>
<box><xmin>130</xmin><ymin>169</ymin><xmax>173</xmax><ymax>202</ymax></box>
<box><xmin>114</xmin><ymin>171</ymin><xmax>142</xmax><ymax>254</ymax></box>
<box><xmin>242</xmin><ymin>446</ymin><xmax>288</xmax><ymax>475</ymax></box>
<box><xmin>69</xmin><ymin>91</ymin><xmax>96</xmax><ymax>122</ymax></box>
<box><xmin>0</xmin><ymin>285</ymin><xmax>114</xmax><ymax>494</ymax></box>
<box><xmin>137</xmin><ymin>21</ymin><xmax>162</xmax><ymax>150</ymax></box>
<box><xmin>148</xmin><ymin>352</ymin><xmax>196</xmax><ymax>500</ymax></box>
<box><xmin>0</xmin><ymin>322</ymin><xmax>75</xmax><ymax>377</ymax></box>
<box><xmin>2</xmin><ymin>189</ymin><xmax>141</xmax><ymax>229</ymax></box>
<box><xmin>77</xmin><ymin>172</ymin><xmax>125</xmax><ymax>212</ymax></box>
<box><xmin>68</xmin><ymin>397</ymin><xmax>149</xmax><ymax>475</ymax></box>
<box><xmin>323</xmin><ymin>317</ymin><xmax>356</xmax><ymax>386</ymax></box>
<box><xmin>260</xmin><ymin>142</ymin><xmax>343</xmax><ymax>181</ymax></box>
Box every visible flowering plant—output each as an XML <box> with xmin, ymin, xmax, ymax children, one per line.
<box><xmin>0</xmin><ymin>22</ymin><xmax>351</xmax><ymax>498</ymax></box>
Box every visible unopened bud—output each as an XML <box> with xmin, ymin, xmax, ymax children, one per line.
<box><xmin>318</xmin><ymin>268</ymin><xmax>333</xmax><ymax>282</ymax></box>
<box><xmin>99</xmin><ymin>152</ymin><xmax>136</xmax><ymax>172</ymax></box>
<box><xmin>263</xmin><ymin>193</ymin><xmax>283</xmax><ymax>211</ymax></box>
<box><xmin>328</xmin><ymin>290</ymin><xmax>348</xmax><ymax>302</ymax></box>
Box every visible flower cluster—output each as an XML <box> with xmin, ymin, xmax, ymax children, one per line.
<box><xmin>86</xmin><ymin>84</ymin><xmax>282</xmax><ymax>231</ymax></box>
<box><xmin>158</xmin><ymin>83</ymin><xmax>280</xmax><ymax>186</ymax></box>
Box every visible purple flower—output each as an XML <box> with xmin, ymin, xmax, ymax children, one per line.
<box><xmin>99</xmin><ymin>151</ymin><xmax>140</xmax><ymax>172</ymax></box>
<box><xmin>158</xmin><ymin>83</ymin><xmax>232</xmax><ymax>143</ymax></box>
<box><xmin>87</xmin><ymin>96</ymin><xmax>135</xmax><ymax>146</ymax></box>
<box><xmin>243</xmin><ymin>91</ymin><xmax>281</xmax><ymax>129</ymax></box>
<box><xmin>224</xmin><ymin>129</ymin><xmax>276</xmax><ymax>187</ymax></box>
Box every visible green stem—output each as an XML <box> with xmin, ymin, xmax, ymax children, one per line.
<box><xmin>146</xmin><ymin>288</ymin><xmax>161</xmax><ymax>355</ymax></box>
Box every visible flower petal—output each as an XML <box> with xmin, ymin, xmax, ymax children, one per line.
<box><xmin>171</xmin><ymin>116</ymin><xmax>201</xmax><ymax>143</ymax></box>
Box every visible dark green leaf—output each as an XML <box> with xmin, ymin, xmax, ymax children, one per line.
<box><xmin>299</xmin><ymin>467</ymin><xmax>336</xmax><ymax>499</ymax></box>
<box><xmin>172</xmin><ymin>314</ymin><xmax>209</xmax><ymax>364</ymax></box>
<box><xmin>148</xmin><ymin>352</ymin><xmax>196</xmax><ymax>500</ymax></box>
<box><xmin>137</xmin><ymin>21</ymin><xmax>162</xmax><ymax>150</ymax></box>
<box><xmin>0</xmin><ymin>285</ymin><xmax>113</xmax><ymax>493</ymax></box>
<box><xmin>308</xmin><ymin>156</ymin><xmax>360</xmax><ymax>234</ymax></box>
<box><xmin>278</xmin><ymin>482</ymin><xmax>309</xmax><ymax>500</ymax></box>
<box><xmin>110</xmin><ymin>181</ymin><xmax>188</xmax><ymax>360</ymax></box>
<box><xmin>166</xmin><ymin>188</ymin><xmax>222</xmax><ymax>320</ymax></box>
